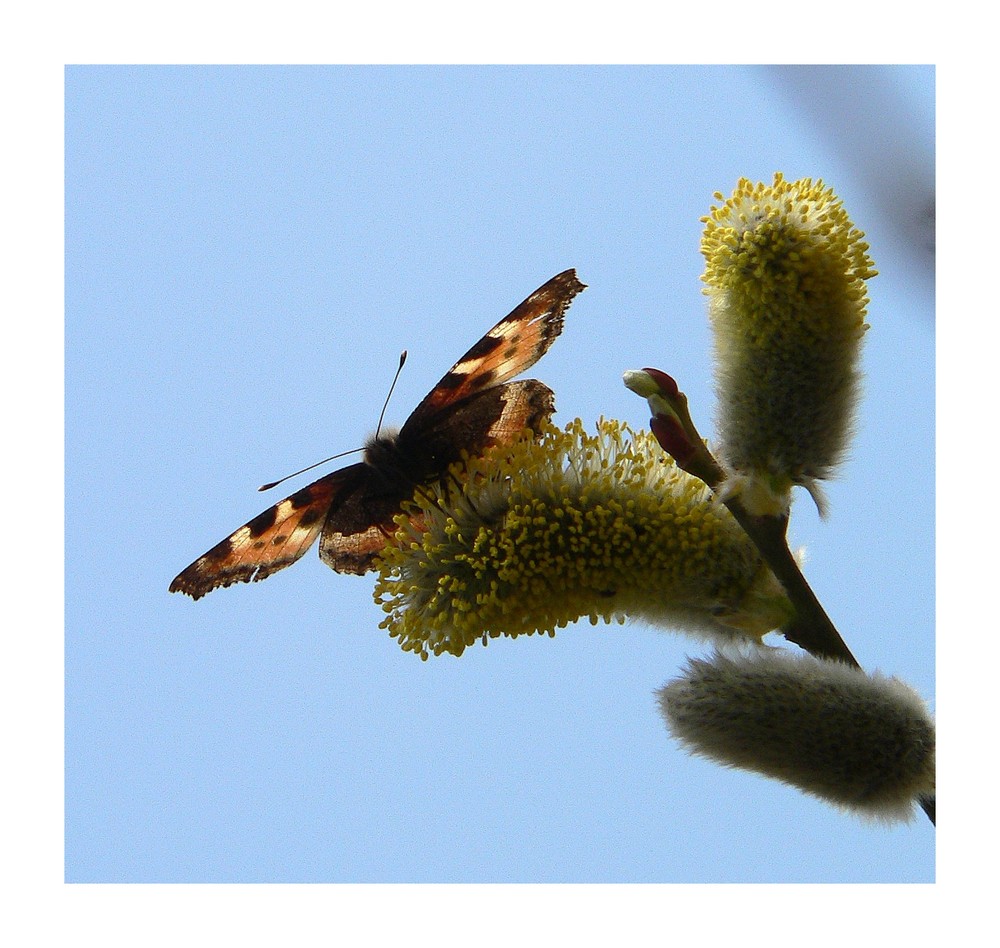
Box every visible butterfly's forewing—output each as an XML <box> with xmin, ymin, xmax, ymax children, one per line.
<box><xmin>169</xmin><ymin>465</ymin><xmax>370</xmax><ymax>599</ymax></box>
<box><xmin>403</xmin><ymin>268</ymin><xmax>585</xmax><ymax>430</ymax></box>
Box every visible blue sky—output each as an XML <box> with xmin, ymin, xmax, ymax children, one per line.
<box><xmin>65</xmin><ymin>65</ymin><xmax>934</xmax><ymax>884</ymax></box>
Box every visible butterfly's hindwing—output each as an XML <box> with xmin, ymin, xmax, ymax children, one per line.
<box><xmin>397</xmin><ymin>379</ymin><xmax>555</xmax><ymax>476</ymax></box>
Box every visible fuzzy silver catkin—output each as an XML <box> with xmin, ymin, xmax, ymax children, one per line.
<box><xmin>657</xmin><ymin>649</ymin><xmax>935</xmax><ymax>822</ymax></box>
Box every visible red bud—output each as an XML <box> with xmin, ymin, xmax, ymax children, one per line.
<box><xmin>650</xmin><ymin>413</ymin><xmax>696</xmax><ymax>464</ymax></box>
<box><xmin>641</xmin><ymin>368</ymin><xmax>679</xmax><ymax>397</ymax></box>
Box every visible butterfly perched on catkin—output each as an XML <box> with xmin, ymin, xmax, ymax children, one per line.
<box><xmin>169</xmin><ymin>269</ymin><xmax>586</xmax><ymax>599</ymax></box>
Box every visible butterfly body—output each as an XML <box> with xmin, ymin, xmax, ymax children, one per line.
<box><xmin>170</xmin><ymin>270</ymin><xmax>585</xmax><ymax>599</ymax></box>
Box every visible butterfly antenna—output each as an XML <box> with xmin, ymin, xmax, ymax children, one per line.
<box><xmin>258</xmin><ymin>447</ymin><xmax>362</xmax><ymax>491</ymax></box>
<box><xmin>258</xmin><ymin>351</ymin><xmax>407</xmax><ymax>492</ymax></box>
<box><xmin>375</xmin><ymin>350</ymin><xmax>407</xmax><ymax>440</ymax></box>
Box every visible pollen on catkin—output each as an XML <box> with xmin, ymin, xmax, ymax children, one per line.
<box><xmin>701</xmin><ymin>173</ymin><xmax>876</xmax><ymax>515</ymax></box>
<box><xmin>657</xmin><ymin>649</ymin><xmax>935</xmax><ymax>823</ymax></box>
<box><xmin>373</xmin><ymin>419</ymin><xmax>793</xmax><ymax>659</ymax></box>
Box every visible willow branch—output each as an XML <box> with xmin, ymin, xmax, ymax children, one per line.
<box><xmin>628</xmin><ymin>369</ymin><xmax>933</xmax><ymax>825</ymax></box>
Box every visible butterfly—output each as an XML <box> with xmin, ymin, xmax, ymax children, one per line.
<box><xmin>169</xmin><ymin>269</ymin><xmax>586</xmax><ymax>599</ymax></box>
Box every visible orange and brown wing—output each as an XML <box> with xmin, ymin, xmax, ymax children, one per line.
<box><xmin>169</xmin><ymin>465</ymin><xmax>369</xmax><ymax>599</ymax></box>
<box><xmin>318</xmin><ymin>504</ymin><xmax>405</xmax><ymax>576</ymax></box>
<box><xmin>403</xmin><ymin>269</ymin><xmax>585</xmax><ymax>430</ymax></box>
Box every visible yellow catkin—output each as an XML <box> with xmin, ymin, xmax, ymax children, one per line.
<box><xmin>374</xmin><ymin>420</ymin><xmax>793</xmax><ymax>659</ymax></box>
<box><xmin>701</xmin><ymin>173</ymin><xmax>876</xmax><ymax>515</ymax></box>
